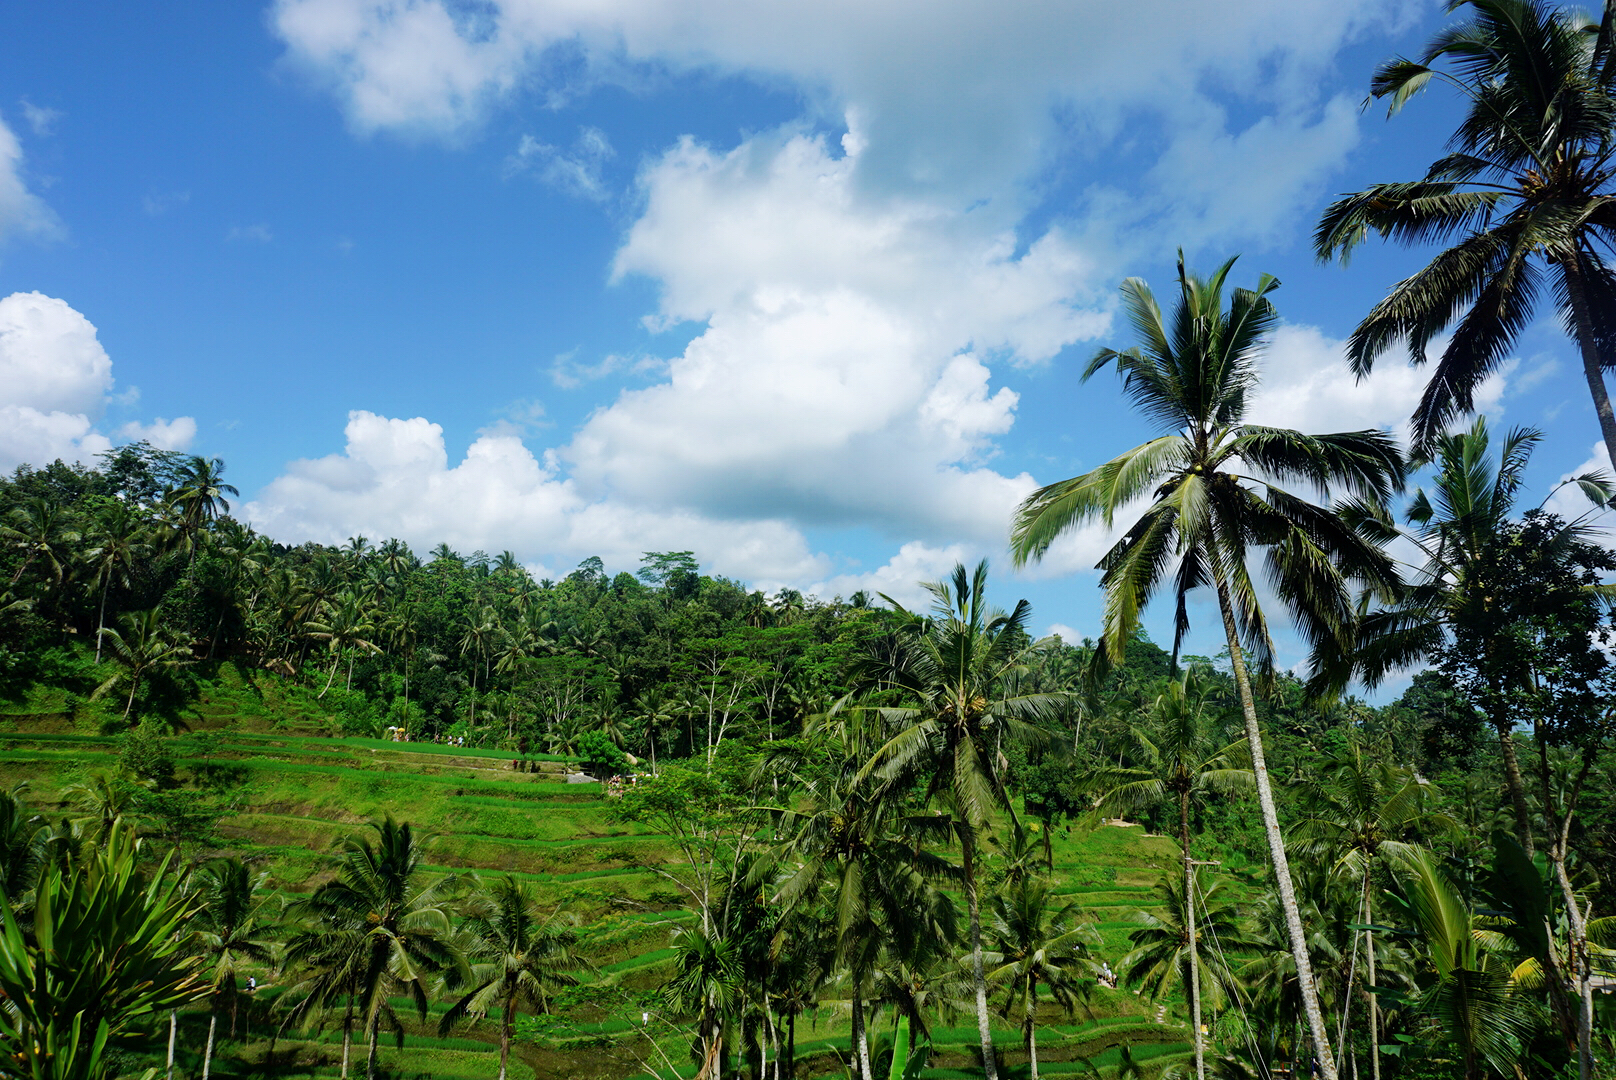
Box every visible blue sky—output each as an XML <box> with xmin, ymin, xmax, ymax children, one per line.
<box><xmin>1</xmin><ymin>0</ymin><xmax>1610</xmax><ymax>685</ymax></box>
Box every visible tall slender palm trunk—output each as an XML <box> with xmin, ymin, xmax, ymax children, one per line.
<box><xmin>1214</xmin><ymin>581</ymin><xmax>1337</xmax><ymax>1080</ymax></box>
<box><xmin>1180</xmin><ymin>795</ymin><xmax>1204</xmax><ymax>1080</ymax></box>
<box><xmin>1561</xmin><ymin>255</ymin><xmax>1616</xmax><ymax>475</ymax></box>
<box><xmin>499</xmin><ymin>997</ymin><xmax>515</xmax><ymax>1080</ymax></box>
<box><xmin>1363</xmin><ymin>870</ymin><xmax>1380</xmax><ymax>1080</ymax></box>
<box><xmin>166</xmin><ymin>1010</ymin><xmax>178</xmax><ymax>1080</ymax></box>
<box><xmin>960</xmin><ymin>826</ymin><xmax>1000</xmax><ymax>1080</ymax></box>
<box><xmin>1024</xmin><ymin>977</ymin><xmax>1041</xmax><ymax>1080</ymax></box>
<box><xmin>340</xmin><ymin>1004</ymin><xmax>353</xmax><ymax>1080</ymax></box>
<box><xmin>851</xmin><ymin>992</ymin><xmax>873</xmax><ymax>1080</ymax></box>
<box><xmin>202</xmin><ymin>1008</ymin><xmax>219</xmax><ymax>1080</ymax></box>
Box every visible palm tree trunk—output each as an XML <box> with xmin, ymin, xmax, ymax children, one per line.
<box><xmin>320</xmin><ymin>653</ymin><xmax>340</xmax><ymax>698</ymax></box>
<box><xmin>1560</xmin><ymin>253</ymin><xmax>1616</xmax><ymax>475</ymax></box>
<box><xmin>366</xmin><ymin>1012</ymin><xmax>380</xmax><ymax>1080</ymax></box>
<box><xmin>340</xmin><ymin>1004</ymin><xmax>353</xmax><ymax>1080</ymax></box>
<box><xmin>1542</xmin><ymin>742</ymin><xmax>1597</xmax><ymax>1080</ymax></box>
<box><xmin>1213</xmin><ymin>580</ymin><xmax>1337</xmax><ymax>1080</ymax></box>
<box><xmin>1024</xmin><ymin>978</ymin><xmax>1040</xmax><ymax>1080</ymax></box>
<box><xmin>202</xmin><ymin>1008</ymin><xmax>219</xmax><ymax>1080</ymax></box>
<box><xmin>1365</xmin><ymin>870</ymin><xmax>1380</xmax><ymax>1080</ymax></box>
<box><xmin>1181</xmin><ymin>793</ymin><xmax>1204</xmax><ymax>1080</ymax></box>
<box><xmin>1494</xmin><ymin>718</ymin><xmax>1535</xmax><ymax>856</ymax></box>
<box><xmin>96</xmin><ymin>579</ymin><xmax>110</xmax><ymax>663</ymax></box>
<box><xmin>166</xmin><ymin>1010</ymin><xmax>177</xmax><ymax>1080</ymax></box>
<box><xmin>852</xmin><ymin>991</ymin><xmax>873</xmax><ymax>1080</ymax></box>
<box><xmin>125</xmin><ymin>672</ymin><xmax>140</xmax><ymax>723</ymax></box>
<box><xmin>499</xmin><ymin>996</ymin><xmax>515</xmax><ymax>1080</ymax></box>
<box><xmin>960</xmin><ymin>825</ymin><xmax>1000</xmax><ymax>1080</ymax></box>
<box><xmin>787</xmin><ymin>1010</ymin><xmax>797</xmax><ymax>1080</ymax></box>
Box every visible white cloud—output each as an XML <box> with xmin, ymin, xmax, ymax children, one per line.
<box><xmin>143</xmin><ymin>190</ymin><xmax>191</xmax><ymax>216</ymax></box>
<box><xmin>245</xmin><ymin>410</ymin><xmax>830</xmax><ymax>583</ymax></box>
<box><xmin>807</xmin><ymin>540</ymin><xmax>972</xmax><ymax>610</ymax></box>
<box><xmin>507</xmin><ymin>127</ymin><xmax>614</xmax><ymax>202</ymax></box>
<box><xmin>0</xmin><ymin>292</ymin><xmax>196</xmax><ymax>471</ymax></box>
<box><xmin>1246</xmin><ymin>324</ymin><xmax>1513</xmax><ymax>441</ymax></box>
<box><xmin>227</xmin><ymin>223</ymin><xmax>275</xmax><ymax>243</ymax></box>
<box><xmin>270</xmin><ymin>0</ymin><xmax>1413</xmax><ymax>219</ymax></box>
<box><xmin>1544</xmin><ymin>442</ymin><xmax>1616</xmax><ymax>531</ymax></box>
<box><xmin>1045</xmin><ymin>622</ymin><xmax>1082</xmax><ymax>645</ymax></box>
<box><xmin>549</xmin><ymin>348</ymin><xmax>662</xmax><ymax>389</ymax></box>
<box><xmin>18</xmin><ymin>100</ymin><xmax>61</xmax><ymax>137</ymax></box>
<box><xmin>0</xmin><ymin>113</ymin><xmax>60</xmax><ymax>246</ymax></box>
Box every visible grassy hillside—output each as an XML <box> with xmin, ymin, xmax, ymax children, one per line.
<box><xmin>0</xmin><ymin>665</ymin><xmax>1207</xmax><ymax>1080</ymax></box>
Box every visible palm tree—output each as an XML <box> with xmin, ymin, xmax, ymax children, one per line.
<box><xmin>855</xmin><ymin>561</ymin><xmax>1064</xmax><ymax>1080</ymax></box>
<box><xmin>305</xmin><ymin>591</ymin><xmax>383</xmax><ymax>697</ymax></box>
<box><xmin>85</xmin><ymin>500</ymin><xmax>151</xmax><ymax>663</ymax></box>
<box><xmin>664</xmin><ymin>922</ymin><xmax>745</xmax><ymax>1080</ymax></box>
<box><xmin>3</xmin><ymin>497</ymin><xmax>79</xmax><ymax>588</ymax></box>
<box><xmin>193</xmin><ymin>857</ymin><xmax>278</xmax><ymax>1080</ymax></box>
<box><xmin>1120</xmin><ymin>869</ymin><xmax>1253</xmax><ymax>1030</ymax></box>
<box><xmin>1289</xmin><ymin>746</ymin><xmax>1448</xmax><ymax>1080</ymax></box>
<box><xmin>1010</xmin><ymin>254</ymin><xmax>1406</xmax><ymax>1080</ymax></box>
<box><xmin>0</xmin><ymin>784</ymin><xmax>47</xmax><ymax>911</ymax></box>
<box><xmin>440</xmin><ymin>876</ymin><xmax>586</xmax><ymax>1080</ymax></box>
<box><xmin>165</xmin><ymin>456</ymin><xmax>239</xmax><ymax>563</ymax></box>
<box><xmin>286</xmin><ymin>817</ymin><xmax>460</xmax><ymax>1080</ymax></box>
<box><xmin>983</xmin><ymin>878</ymin><xmax>1098</xmax><ymax>1080</ymax></box>
<box><xmin>1088</xmin><ymin>667</ymin><xmax>1251</xmax><ymax>1080</ymax></box>
<box><xmin>94</xmin><ymin>609</ymin><xmax>192</xmax><ymax>724</ymax></box>
<box><xmin>770</xmin><ymin>714</ymin><xmax>958</xmax><ymax>1080</ymax></box>
<box><xmin>1316</xmin><ymin>0</ymin><xmax>1616</xmax><ymax>466</ymax></box>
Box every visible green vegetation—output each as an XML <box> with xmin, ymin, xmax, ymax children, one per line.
<box><xmin>5</xmin><ymin>5</ymin><xmax>1616</xmax><ymax>1080</ymax></box>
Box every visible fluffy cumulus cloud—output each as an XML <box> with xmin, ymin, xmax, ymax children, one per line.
<box><xmin>256</xmin><ymin>0</ymin><xmax>1441</xmax><ymax>596</ymax></box>
<box><xmin>245</xmin><ymin>410</ymin><xmax>828</xmax><ymax>583</ymax></box>
<box><xmin>270</xmin><ymin>0</ymin><xmax>1413</xmax><ymax>217</ymax></box>
<box><xmin>1246</xmin><ymin>324</ymin><xmax>1514</xmax><ymax>441</ymax></box>
<box><xmin>0</xmin><ymin>292</ymin><xmax>195</xmax><ymax>471</ymax></box>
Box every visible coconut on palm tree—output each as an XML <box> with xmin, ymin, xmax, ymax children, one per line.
<box><xmin>1010</xmin><ymin>254</ymin><xmax>1406</xmax><ymax>1080</ymax></box>
<box><xmin>855</xmin><ymin>562</ymin><xmax>1065</xmax><ymax>1080</ymax></box>
<box><xmin>1316</xmin><ymin>0</ymin><xmax>1616</xmax><ymax>466</ymax></box>
<box><xmin>440</xmin><ymin>875</ymin><xmax>586</xmax><ymax>1080</ymax></box>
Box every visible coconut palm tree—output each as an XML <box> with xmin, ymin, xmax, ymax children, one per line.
<box><xmin>1088</xmin><ymin>667</ymin><xmax>1251</xmax><ymax>1080</ymax></box>
<box><xmin>305</xmin><ymin>591</ymin><xmax>383</xmax><ymax>697</ymax></box>
<box><xmin>286</xmin><ymin>817</ymin><xmax>460</xmax><ymax>1080</ymax></box>
<box><xmin>1290</xmin><ymin>747</ymin><xmax>1448</xmax><ymax>1080</ymax></box>
<box><xmin>94</xmin><ymin>609</ymin><xmax>192</xmax><ymax>724</ymax></box>
<box><xmin>770</xmin><ymin>713</ymin><xmax>958</xmax><ymax>1080</ymax></box>
<box><xmin>1121</xmin><ymin>869</ymin><xmax>1254</xmax><ymax>1027</ymax></box>
<box><xmin>855</xmin><ymin>561</ymin><xmax>1065</xmax><ymax>1080</ymax></box>
<box><xmin>0</xmin><ymin>784</ymin><xmax>48</xmax><ymax>910</ymax></box>
<box><xmin>3</xmin><ymin>497</ymin><xmax>80</xmax><ymax>588</ymax></box>
<box><xmin>984</xmin><ymin>878</ymin><xmax>1098</xmax><ymax>1080</ymax></box>
<box><xmin>1010</xmin><ymin>254</ymin><xmax>1406</xmax><ymax>1080</ymax></box>
<box><xmin>1316</xmin><ymin>0</ymin><xmax>1616</xmax><ymax>465</ymax></box>
<box><xmin>440</xmin><ymin>876</ymin><xmax>586</xmax><ymax>1080</ymax></box>
<box><xmin>193</xmin><ymin>857</ymin><xmax>279</xmax><ymax>1080</ymax></box>
<box><xmin>664</xmin><ymin>922</ymin><xmax>745</xmax><ymax>1080</ymax></box>
<box><xmin>84</xmin><ymin>500</ymin><xmax>151</xmax><ymax>663</ymax></box>
<box><xmin>165</xmin><ymin>456</ymin><xmax>239</xmax><ymax>563</ymax></box>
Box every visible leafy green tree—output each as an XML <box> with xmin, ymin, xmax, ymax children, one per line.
<box><xmin>663</xmin><ymin>922</ymin><xmax>744</xmax><ymax>1080</ymax></box>
<box><xmin>983</xmin><ymin>878</ymin><xmax>1097</xmax><ymax>1080</ymax></box>
<box><xmin>0</xmin><ymin>784</ymin><xmax>48</xmax><ymax>911</ymax></box>
<box><xmin>192</xmin><ymin>857</ymin><xmax>278</xmax><ymax>1080</ymax></box>
<box><xmin>440</xmin><ymin>876</ymin><xmax>586</xmax><ymax>1080</ymax></box>
<box><xmin>856</xmin><ymin>561</ymin><xmax>1062</xmax><ymax>1080</ymax></box>
<box><xmin>1010</xmin><ymin>255</ymin><xmax>1404</xmax><ymax>1080</ymax></box>
<box><xmin>286</xmin><ymin>817</ymin><xmax>460</xmax><ymax>1080</ymax></box>
<box><xmin>1316</xmin><ymin>0</ymin><xmax>1616</xmax><ymax>465</ymax></box>
<box><xmin>3</xmin><ymin>497</ymin><xmax>79</xmax><ymax>589</ymax></box>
